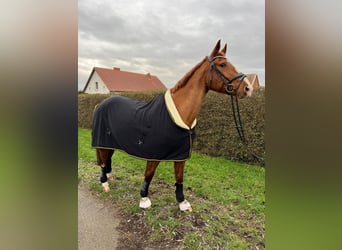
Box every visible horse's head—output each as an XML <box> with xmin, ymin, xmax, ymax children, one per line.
<box><xmin>207</xmin><ymin>40</ymin><xmax>253</xmax><ymax>99</ymax></box>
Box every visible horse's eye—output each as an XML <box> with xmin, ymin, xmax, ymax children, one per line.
<box><xmin>219</xmin><ymin>63</ymin><xmax>226</xmax><ymax>67</ymax></box>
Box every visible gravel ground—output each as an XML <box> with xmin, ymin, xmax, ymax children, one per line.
<box><xmin>78</xmin><ymin>183</ymin><xmax>120</xmax><ymax>250</ymax></box>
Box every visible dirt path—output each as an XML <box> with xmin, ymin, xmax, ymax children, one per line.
<box><xmin>78</xmin><ymin>183</ymin><xmax>120</xmax><ymax>250</ymax></box>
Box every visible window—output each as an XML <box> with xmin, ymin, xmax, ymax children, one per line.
<box><xmin>95</xmin><ymin>82</ymin><xmax>98</xmax><ymax>90</ymax></box>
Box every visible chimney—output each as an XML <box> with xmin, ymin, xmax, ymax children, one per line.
<box><xmin>113</xmin><ymin>67</ymin><xmax>120</xmax><ymax>71</ymax></box>
<box><xmin>146</xmin><ymin>73</ymin><xmax>151</xmax><ymax>79</ymax></box>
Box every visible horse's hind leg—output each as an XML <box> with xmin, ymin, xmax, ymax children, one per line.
<box><xmin>139</xmin><ymin>161</ymin><xmax>160</xmax><ymax>209</ymax></box>
<box><xmin>174</xmin><ymin>161</ymin><xmax>192</xmax><ymax>211</ymax></box>
<box><xmin>96</xmin><ymin>148</ymin><xmax>114</xmax><ymax>192</ymax></box>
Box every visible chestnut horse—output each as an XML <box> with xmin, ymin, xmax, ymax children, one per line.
<box><xmin>93</xmin><ymin>40</ymin><xmax>253</xmax><ymax>211</ymax></box>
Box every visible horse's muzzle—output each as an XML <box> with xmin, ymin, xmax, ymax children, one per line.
<box><xmin>238</xmin><ymin>80</ymin><xmax>253</xmax><ymax>98</ymax></box>
<box><xmin>244</xmin><ymin>84</ymin><xmax>253</xmax><ymax>97</ymax></box>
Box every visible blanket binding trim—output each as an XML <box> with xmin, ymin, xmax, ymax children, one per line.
<box><xmin>94</xmin><ymin>144</ymin><xmax>193</xmax><ymax>162</ymax></box>
<box><xmin>164</xmin><ymin>90</ymin><xmax>197</xmax><ymax>129</ymax></box>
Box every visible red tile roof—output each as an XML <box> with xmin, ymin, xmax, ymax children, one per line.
<box><xmin>91</xmin><ymin>67</ymin><xmax>167</xmax><ymax>92</ymax></box>
<box><xmin>246</xmin><ymin>73</ymin><xmax>260</xmax><ymax>87</ymax></box>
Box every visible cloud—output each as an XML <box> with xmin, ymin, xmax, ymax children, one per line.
<box><xmin>78</xmin><ymin>0</ymin><xmax>264</xmax><ymax>89</ymax></box>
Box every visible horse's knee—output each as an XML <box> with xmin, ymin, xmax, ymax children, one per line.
<box><xmin>174</xmin><ymin>161</ymin><xmax>185</xmax><ymax>184</ymax></box>
<box><xmin>96</xmin><ymin>148</ymin><xmax>114</xmax><ymax>167</ymax></box>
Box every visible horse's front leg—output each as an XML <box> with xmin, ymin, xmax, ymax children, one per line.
<box><xmin>174</xmin><ymin>161</ymin><xmax>192</xmax><ymax>211</ymax></box>
<box><xmin>139</xmin><ymin>161</ymin><xmax>160</xmax><ymax>209</ymax></box>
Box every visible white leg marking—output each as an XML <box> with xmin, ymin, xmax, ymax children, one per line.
<box><xmin>139</xmin><ymin>197</ymin><xmax>151</xmax><ymax>209</ymax></box>
<box><xmin>102</xmin><ymin>182</ymin><xmax>110</xmax><ymax>192</ymax></box>
<box><xmin>179</xmin><ymin>199</ymin><xmax>192</xmax><ymax>212</ymax></box>
<box><xmin>106</xmin><ymin>173</ymin><xmax>114</xmax><ymax>181</ymax></box>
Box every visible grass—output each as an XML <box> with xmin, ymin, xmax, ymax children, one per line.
<box><xmin>78</xmin><ymin>128</ymin><xmax>265</xmax><ymax>249</ymax></box>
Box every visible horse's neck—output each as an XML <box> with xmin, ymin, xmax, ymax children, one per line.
<box><xmin>171</xmin><ymin>69</ymin><xmax>208</xmax><ymax>128</ymax></box>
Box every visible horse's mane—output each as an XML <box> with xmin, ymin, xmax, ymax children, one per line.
<box><xmin>170</xmin><ymin>57</ymin><xmax>207</xmax><ymax>94</ymax></box>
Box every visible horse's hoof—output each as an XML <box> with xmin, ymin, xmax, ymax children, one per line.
<box><xmin>139</xmin><ymin>197</ymin><xmax>151</xmax><ymax>209</ymax></box>
<box><xmin>102</xmin><ymin>182</ymin><xmax>110</xmax><ymax>192</ymax></box>
<box><xmin>179</xmin><ymin>199</ymin><xmax>192</xmax><ymax>212</ymax></box>
<box><xmin>106</xmin><ymin>173</ymin><xmax>114</xmax><ymax>181</ymax></box>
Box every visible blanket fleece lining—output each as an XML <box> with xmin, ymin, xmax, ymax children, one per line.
<box><xmin>164</xmin><ymin>89</ymin><xmax>197</xmax><ymax>129</ymax></box>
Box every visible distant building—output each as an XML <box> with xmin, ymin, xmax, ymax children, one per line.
<box><xmin>246</xmin><ymin>74</ymin><xmax>261</xmax><ymax>88</ymax></box>
<box><xmin>83</xmin><ymin>67</ymin><xmax>167</xmax><ymax>94</ymax></box>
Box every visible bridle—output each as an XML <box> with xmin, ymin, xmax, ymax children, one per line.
<box><xmin>208</xmin><ymin>55</ymin><xmax>264</xmax><ymax>162</ymax></box>
<box><xmin>208</xmin><ymin>55</ymin><xmax>246</xmax><ymax>96</ymax></box>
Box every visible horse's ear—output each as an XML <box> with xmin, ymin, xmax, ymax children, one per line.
<box><xmin>220</xmin><ymin>43</ymin><xmax>227</xmax><ymax>55</ymax></box>
<box><xmin>210</xmin><ymin>40</ymin><xmax>221</xmax><ymax>58</ymax></box>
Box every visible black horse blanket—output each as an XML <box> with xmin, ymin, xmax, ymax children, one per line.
<box><xmin>92</xmin><ymin>93</ymin><xmax>196</xmax><ymax>161</ymax></box>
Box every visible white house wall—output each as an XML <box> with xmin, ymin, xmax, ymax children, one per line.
<box><xmin>84</xmin><ymin>71</ymin><xmax>110</xmax><ymax>94</ymax></box>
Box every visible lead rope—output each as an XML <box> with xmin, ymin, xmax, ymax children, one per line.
<box><xmin>229</xmin><ymin>92</ymin><xmax>264</xmax><ymax>162</ymax></box>
<box><xmin>231</xmin><ymin>94</ymin><xmax>246</xmax><ymax>143</ymax></box>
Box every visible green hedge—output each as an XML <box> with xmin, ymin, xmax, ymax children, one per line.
<box><xmin>78</xmin><ymin>88</ymin><xmax>265</xmax><ymax>166</ymax></box>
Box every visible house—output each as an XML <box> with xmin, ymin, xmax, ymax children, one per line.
<box><xmin>83</xmin><ymin>67</ymin><xmax>167</xmax><ymax>94</ymax></box>
<box><xmin>246</xmin><ymin>73</ymin><xmax>261</xmax><ymax>88</ymax></box>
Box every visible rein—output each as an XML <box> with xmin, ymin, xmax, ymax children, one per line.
<box><xmin>208</xmin><ymin>56</ymin><xmax>264</xmax><ymax>162</ymax></box>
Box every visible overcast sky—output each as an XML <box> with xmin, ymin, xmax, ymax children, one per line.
<box><xmin>78</xmin><ymin>0</ymin><xmax>264</xmax><ymax>90</ymax></box>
